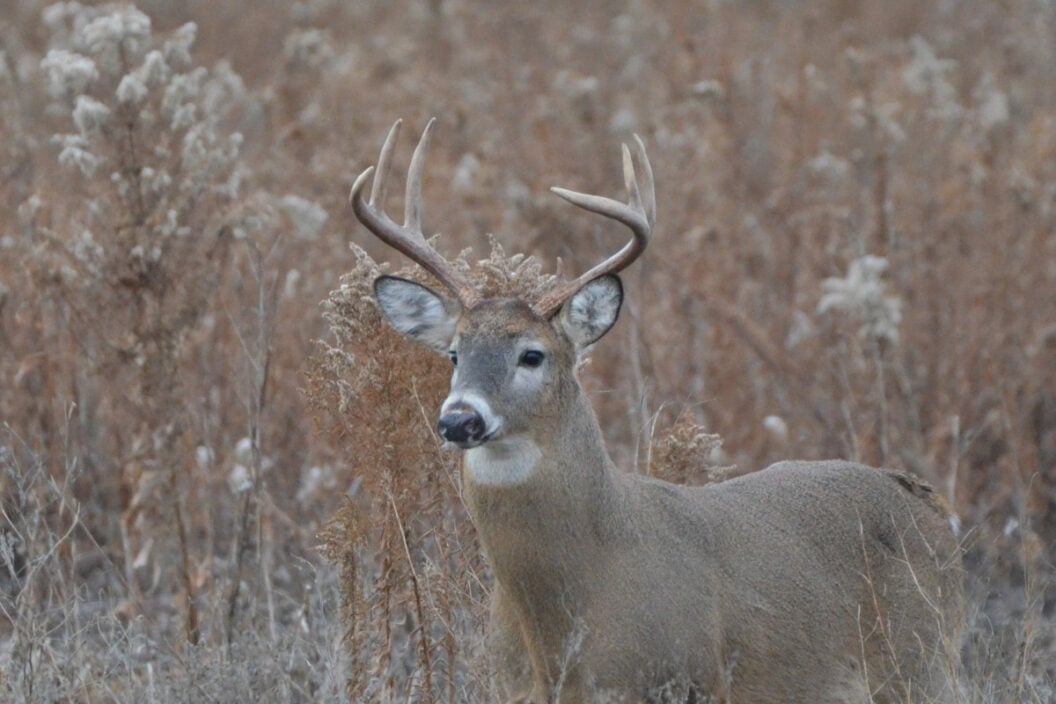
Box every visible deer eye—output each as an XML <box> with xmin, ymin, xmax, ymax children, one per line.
<box><xmin>519</xmin><ymin>350</ymin><xmax>545</xmax><ymax>368</ymax></box>
<box><xmin>448</xmin><ymin>351</ymin><xmax>458</xmax><ymax>366</ymax></box>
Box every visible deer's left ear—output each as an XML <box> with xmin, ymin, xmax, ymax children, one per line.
<box><xmin>556</xmin><ymin>274</ymin><xmax>623</xmax><ymax>349</ymax></box>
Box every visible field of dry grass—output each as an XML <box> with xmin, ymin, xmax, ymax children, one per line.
<box><xmin>1</xmin><ymin>0</ymin><xmax>1054</xmax><ymax>701</ymax></box>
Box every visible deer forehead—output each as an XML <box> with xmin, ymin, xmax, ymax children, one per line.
<box><xmin>455</xmin><ymin>299</ymin><xmax>565</xmax><ymax>350</ymax></box>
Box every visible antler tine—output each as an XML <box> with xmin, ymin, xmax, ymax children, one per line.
<box><xmin>404</xmin><ymin>117</ymin><xmax>433</xmax><ymax>236</ymax></box>
<box><xmin>632</xmin><ymin>134</ymin><xmax>656</xmax><ymax>229</ymax></box>
<box><xmin>349</xmin><ymin>119</ymin><xmax>482</xmax><ymax>308</ymax></box>
<box><xmin>369</xmin><ymin>119</ymin><xmax>402</xmax><ymax>208</ymax></box>
<box><xmin>534</xmin><ymin>135</ymin><xmax>655</xmax><ymax>319</ymax></box>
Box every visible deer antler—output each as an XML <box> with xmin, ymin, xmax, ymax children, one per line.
<box><xmin>349</xmin><ymin>118</ymin><xmax>482</xmax><ymax>309</ymax></box>
<box><xmin>533</xmin><ymin>135</ymin><xmax>656</xmax><ymax>319</ymax></box>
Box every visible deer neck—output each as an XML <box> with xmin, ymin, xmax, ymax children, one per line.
<box><xmin>462</xmin><ymin>391</ymin><xmax>627</xmax><ymax>586</ymax></box>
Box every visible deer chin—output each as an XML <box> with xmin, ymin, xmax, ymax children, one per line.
<box><xmin>443</xmin><ymin>431</ymin><xmax>495</xmax><ymax>451</ymax></box>
<box><xmin>463</xmin><ymin>436</ymin><xmax>541</xmax><ymax>487</ymax></box>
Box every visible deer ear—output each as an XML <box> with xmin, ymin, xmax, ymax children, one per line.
<box><xmin>557</xmin><ymin>274</ymin><xmax>623</xmax><ymax>349</ymax></box>
<box><xmin>374</xmin><ymin>276</ymin><xmax>461</xmax><ymax>352</ymax></box>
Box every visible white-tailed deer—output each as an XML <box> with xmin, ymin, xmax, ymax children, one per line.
<box><xmin>348</xmin><ymin>119</ymin><xmax>963</xmax><ymax>703</ymax></box>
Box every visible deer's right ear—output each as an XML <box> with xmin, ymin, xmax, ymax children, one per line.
<box><xmin>374</xmin><ymin>275</ymin><xmax>461</xmax><ymax>352</ymax></box>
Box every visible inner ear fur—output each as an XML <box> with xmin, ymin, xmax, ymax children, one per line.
<box><xmin>373</xmin><ymin>275</ymin><xmax>461</xmax><ymax>352</ymax></box>
<box><xmin>556</xmin><ymin>274</ymin><xmax>623</xmax><ymax>349</ymax></box>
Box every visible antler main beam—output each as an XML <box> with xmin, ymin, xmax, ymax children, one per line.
<box><xmin>349</xmin><ymin>118</ymin><xmax>482</xmax><ymax>309</ymax></box>
<box><xmin>533</xmin><ymin>135</ymin><xmax>656</xmax><ymax>319</ymax></box>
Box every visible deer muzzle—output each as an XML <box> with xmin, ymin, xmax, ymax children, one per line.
<box><xmin>437</xmin><ymin>408</ymin><xmax>487</xmax><ymax>447</ymax></box>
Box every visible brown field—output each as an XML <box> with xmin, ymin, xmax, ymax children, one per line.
<box><xmin>1</xmin><ymin>0</ymin><xmax>1054</xmax><ymax>701</ymax></box>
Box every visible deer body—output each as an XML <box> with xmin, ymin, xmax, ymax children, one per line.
<box><xmin>476</xmin><ymin>455</ymin><xmax>960</xmax><ymax>702</ymax></box>
<box><xmin>348</xmin><ymin>120</ymin><xmax>963</xmax><ymax>703</ymax></box>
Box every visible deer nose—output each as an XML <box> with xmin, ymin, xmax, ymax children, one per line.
<box><xmin>437</xmin><ymin>409</ymin><xmax>486</xmax><ymax>445</ymax></box>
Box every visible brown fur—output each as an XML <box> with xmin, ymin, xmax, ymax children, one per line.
<box><xmin>444</xmin><ymin>303</ymin><xmax>965</xmax><ymax>703</ymax></box>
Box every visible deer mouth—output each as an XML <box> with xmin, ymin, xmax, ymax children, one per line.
<box><xmin>445</xmin><ymin>431</ymin><xmax>496</xmax><ymax>451</ymax></box>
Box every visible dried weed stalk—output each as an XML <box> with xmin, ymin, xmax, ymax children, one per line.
<box><xmin>309</xmin><ymin>240</ymin><xmax>479</xmax><ymax>702</ymax></box>
<box><xmin>649</xmin><ymin>411</ymin><xmax>735</xmax><ymax>486</ymax></box>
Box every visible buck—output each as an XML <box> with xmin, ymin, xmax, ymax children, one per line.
<box><xmin>348</xmin><ymin>119</ymin><xmax>964</xmax><ymax>703</ymax></box>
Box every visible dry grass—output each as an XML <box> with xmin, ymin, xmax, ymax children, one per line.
<box><xmin>1</xmin><ymin>0</ymin><xmax>1054</xmax><ymax>701</ymax></box>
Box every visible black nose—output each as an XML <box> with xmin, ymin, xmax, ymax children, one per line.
<box><xmin>437</xmin><ymin>410</ymin><xmax>486</xmax><ymax>445</ymax></box>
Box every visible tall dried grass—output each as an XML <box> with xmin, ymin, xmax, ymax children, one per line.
<box><xmin>1</xmin><ymin>0</ymin><xmax>1053</xmax><ymax>701</ymax></box>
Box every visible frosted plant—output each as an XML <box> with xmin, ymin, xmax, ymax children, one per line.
<box><xmin>609</xmin><ymin>108</ymin><xmax>639</xmax><ymax>134</ymax></box>
<box><xmin>116</xmin><ymin>72</ymin><xmax>147</xmax><ymax>103</ymax></box>
<box><xmin>284</xmin><ymin>269</ymin><xmax>302</xmax><ymax>299</ymax></box>
<box><xmin>72</xmin><ymin>228</ymin><xmax>103</xmax><ymax>263</ymax></box>
<box><xmin>200</xmin><ymin>60</ymin><xmax>245</xmax><ymax>115</ymax></box>
<box><xmin>902</xmin><ymin>37</ymin><xmax>955</xmax><ymax>94</ymax></box>
<box><xmin>807</xmin><ymin>148</ymin><xmax>851</xmax><ymax>181</ymax></box>
<box><xmin>972</xmin><ymin>72</ymin><xmax>1010</xmax><ymax>133</ymax></box>
<box><xmin>17</xmin><ymin>194</ymin><xmax>43</xmax><ymax>227</ymax></box>
<box><xmin>33</xmin><ymin>0</ymin><xmax>252</xmax><ymax>489</ymax></box>
<box><xmin>195</xmin><ymin>445</ymin><xmax>215</xmax><ymax>469</ymax></box>
<box><xmin>80</xmin><ymin>6</ymin><xmax>151</xmax><ymax>69</ymax></box>
<box><xmin>280</xmin><ymin>195</ymin><xmax>328</xmax><ymax>240</ymax></box>
<box><xmin>762</xmin><ymin>415</ymin><xmax>788</xmax><ymax>442</ymax></box>
<box><xmin>817</xmin><ymin>255</ymin><xmax>902</xmax><ymax>346</ymax></box>
<box><xmin>161</xmin><ymin>66</ymin><xmax>205</xmax><ymax>126</ymax></box>
<box><xmin>902</xmin><ymin>36</ymin><xmax>963</xmax><ymax>122</ymax></box>
<box><xmin>40</xmin><ymin>4</ymin><xmax>245</xmax><ymax>259</ymax></box>
<box><xmin>554</xmin><ymin>70</ymin><xmax>599</xmax><ymax>122</ymax></box>
<box><xmin>162</xmin><ymin>21</ymin><xmax>196</xmax><ymax>66</ymax></box>
<box><xmin>228</xmin><ymin>464</ymin><xmax>252</xmax><ymax>494</ymax></box>
<box><xmin>283</xmin><ymin>28</ymin><xmax>335</xmax><ymax>70</ymax></box>
<box><xmin>689</xmin><ymin>79</ymin><xmax>725</xmax><ymax>101</ymax></box>
<box><xmin>40</xmin><ymin>49</ymin><xmax>98</xmax><ymax>99</ymax></box>
<box><xmin>41</xmin><ymin>2</ymin><xmax>89</xmax><ymax>46</ymax></box>
<box><xmin>554</xmin><ymin>71</ymin><xmax>599</xmax><ymax>99</ymax></box>
<box><xmin>229</xmin><ymin>192</ymin><xmax>279</xmax><ymax>241</ymax></box>
<box><xmin>296</xmin><ymin>464</ymin><xmax>337</xmax><ymax>503</ymax></box>
<box><xmin>849</xmin><ymin>97</ymin><xmax>906</xmax><ymax>143</ymax></box>
<box><xmin>452</xmin><ymin>152</ymin><xmax>481</xmax><ymax>194</ymax></box>
<box><xmin>54</xmin><ymin>132</ymin><xmax>99</xmax><ymax>176</ymax></box>
<box><xmin>71</xmin><ymin>94</ymin><xmax>110</xmax><ymax>133</ymax></box>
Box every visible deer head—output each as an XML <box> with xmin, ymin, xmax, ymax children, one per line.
<box><xmin>349</xmin><ymin>118</ymin><xmax>653</xmax><ymax>477</ymax></box>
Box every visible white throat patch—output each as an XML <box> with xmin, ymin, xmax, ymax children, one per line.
<box><xmin>465</xmin><ymin>437</ymin><xmax>541</xmax><ymax>487</ymax></box>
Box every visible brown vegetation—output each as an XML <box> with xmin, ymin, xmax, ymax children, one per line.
<box><xmin>1</xmin><ymin>0</ymin><xmax>1053</xmax><ymax>701</ymax></box>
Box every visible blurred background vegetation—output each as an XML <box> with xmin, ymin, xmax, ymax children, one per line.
<box><xmin>1</xmin><ymin>0</ymin><xmax>1054</xmax><ymax>701</ymax></box>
